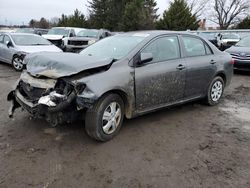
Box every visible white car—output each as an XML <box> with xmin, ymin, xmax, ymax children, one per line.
<box><xmin>42</xmin><ymin>27</ymin><xmax>84</xmax><ymax>51</ymax></box>
<box><xmin>0</xmin><ymin>33</ymin><xmax>62</xmax><ymax>71</ymax></box>
<box><xmin>217</xmin><ymin>33</ymin><xmax>240</xmax><ymax>50</ymax></box>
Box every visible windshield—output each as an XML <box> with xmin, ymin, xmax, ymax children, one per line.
<box><xmin>77</xmin><ymin>30</ymin><xmax>98</xmax><ymax>38</ymax></box>
<box><xmin>236</xmin><ymin>37</ymin><xmax>250</xmax><ymax>47</ymax></box>
<box><xmin>12</xmin><ymin>34</ymin><xmax>51</xmax><ymax>45</ymax></box>
<box><xmin>48</xmin><ymin>28</ymin><xmax>69</xmax><ymax>37</ymax></box>
<box><xmin>15</xmin><ymin>28</ymin><xmax>34</xmax><ymax>34</ymax></box>
<box><xmin>80</xmin><ymin>35</ymin><xmax>146</xmax><ymax>60</ymax></box>
<box><xmin>222</xmin><ymin>33</ymin><xmax>240</xmax><ymax>40</ymax></box>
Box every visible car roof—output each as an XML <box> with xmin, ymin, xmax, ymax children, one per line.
<box><xmin>9</xmin><ymin>33</ymin><xmax>39</xmax><ymax>37</ymax></box>
<box><xmin>117</xmin><ymin>30</ymin><xmax>198</xmax><ymax>38</ymax></box>
<box><xmin>51</xmin><ymin>27</ymin><xmax>84</xmax><ymax>30</ymax></box>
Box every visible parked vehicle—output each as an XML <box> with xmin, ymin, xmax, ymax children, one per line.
<box><xmin>197</xmin><ymin>32</ymin><xmax>218</xmax><ymax>47</ymax></box>
<box><xmin>66</xmin><ymin>29</ymin><xmax>112</xmax><ymax>52</ymax></box>
<box><xmin>15</xmin><ymin>28</ymin><xmax>48</xmax><ymax>35</ymax></box>
<box><xmin>226</xmin><ymin>36</ymin><xmax>250</xmax><ymax>71</ymax></box>
<box><xmin>42</xmin><ymin>27</ymin><xmax>83</xmax><ymax>51</ymax></box>
<box><xmin>8</xmin><ymin>31</ymin><xmax>233</xmax><ymax>141</ymax></box>
<box><xmin>217</xmin><ymin>33</ymin><xmax>240</xmax><ymax>51</ymax></box>
<box><xmin>0</xmin><ymin>33</ymin><xmax>62</xmax><ymax>71</ymax></box>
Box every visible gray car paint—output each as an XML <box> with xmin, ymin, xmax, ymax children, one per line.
<box><xmin>26</xmin><ymin>52</ymin><xmax>114</xmax><ymax>79</ymax></box>
<box><xmin>8</xmin><ymin>31</ymin><xmax>233</xmax><ymax>122</ymax></box>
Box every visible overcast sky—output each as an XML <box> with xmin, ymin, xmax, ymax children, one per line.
<box><xmin>0</xmin><ymin>0</ymin><xmax>169</xmax><ymax>25</ymax></box>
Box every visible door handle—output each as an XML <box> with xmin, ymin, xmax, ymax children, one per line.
<box><xmin>210</xmin><ymin>60</ymin><xmax>217</xmax><ymax>64</ymax></box>
<box><xmin>176</xmin><ymin>64</ymin><xmax>186</xmax><ymax>70</ymax></box>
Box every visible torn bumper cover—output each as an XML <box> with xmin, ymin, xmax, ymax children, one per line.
<box><xmin>7</xmin><ymin>72</ymin><xmax>96</xmax><ymax>126</ymax></box>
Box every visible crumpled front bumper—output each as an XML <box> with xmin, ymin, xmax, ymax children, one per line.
<box><xmin>7</xmin><ymin>70</ymin><xmax>98</xmax><ymax>125</ymax></box>
<box><xmin>8</xmin><ymin>88</ymin><xmax>82</xmax><ymax>126</ymax></box>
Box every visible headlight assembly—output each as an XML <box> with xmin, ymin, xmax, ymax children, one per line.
<box><xmin>88</xmin><ymin>40</ymin><xmax>96</xmax><ymax>45</ymax></box>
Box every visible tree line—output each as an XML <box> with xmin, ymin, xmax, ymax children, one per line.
<box><xmin>29</xmin><ymin>0</ymin><xmax>250</xmax><ymax>31</ymax></box>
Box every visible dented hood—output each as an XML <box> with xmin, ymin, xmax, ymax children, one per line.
<box><xmin>26</xmin><ymin>52</ymin><xmax>113</xmax><ymax>79</ymax></box>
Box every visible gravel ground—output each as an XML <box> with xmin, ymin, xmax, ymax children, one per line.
<box><xmin>0</xmin><ymin>63</ymin><xmax>250</xmax><ymax>188</ymax></box>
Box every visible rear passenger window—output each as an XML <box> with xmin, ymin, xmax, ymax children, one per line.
<box><xmin>142</xmin><ymin>36</ymin><xmax>180</xmax><ymax>63</ymax></box>
<box><xmin>205</xmin><ymin>44</ymin><xmax>213</xmax><ymax>55</ymax></box>
<box><xmin>182</xmin><ymin>36</ymin><xmax>206</xmax><ymax>57</ymax></box>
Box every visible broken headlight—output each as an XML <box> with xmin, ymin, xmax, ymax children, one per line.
<box><xmin>75</xmin><ymin>83</ymin><xmax>86</xmax><ymax>94</ymax></box>
<box><xmin>54</xmin><ymin>79</ymin><xmax>74</xmax><ymax>95</ymax></box>
<box><xmin>38</xmin><ymin>79</ymin><xmax>75</xmax><ymax>107</ymax></box>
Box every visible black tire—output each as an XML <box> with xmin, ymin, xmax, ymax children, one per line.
<box><xmin>85</xmin><ymin>94</ymin><xmax>125</xmax><ymax>142</ymax></box>
<box><xmin>12</xmin><ymin>56</ymin><xmax>24</xmax><ymax>71</ymax></box>
<box><xmin>206</xmin><ymin>76</ymin><xmax>225</xmax><ymax>106</ymax></box>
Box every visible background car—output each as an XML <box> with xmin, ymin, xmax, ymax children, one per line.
<box><xmin>15</xmin><ymin>28</ymin><xmax>49</xmax><ymax>35</ymax></box>
<box><xmin>66</xmin><ymin>29</ymin><xmax>112</xmax><ymax>52</ymax></box>
<box><xmin>42</xmin><ymin>27</ymin><xmax>83</xmax><ymax>51</ymax></box>
<box><xmin>197</xmin><ymin>32</ymin><xmax>218</xmax><ymax>47</ymax></box>
<box><xmin>226</xmin><ymin>36</ymin><xmax>250</xmax><ymax>71</ymax></box>
<box><xmin>217</xmin><ymin>33</ymin><xmax>240</xmax><ymax>51</ymax></box>
<box><xmin>0</xmin><ymin>33</ymin><xmax>62</xmax><ymax>71</ymax></box>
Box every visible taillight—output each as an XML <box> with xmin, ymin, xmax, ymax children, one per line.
<box><xmin>229</xmin><ymin>59</ymin><xmax>235</xmax><ymax>65</ymax></box>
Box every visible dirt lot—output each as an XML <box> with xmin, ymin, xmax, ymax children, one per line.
<box><xmin>0</xmin><ymin>63</ymin><xmax>250</xmax><ymax>188</ymax></box>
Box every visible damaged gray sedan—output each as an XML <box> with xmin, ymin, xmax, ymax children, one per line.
<box><xmin>8</xmin><ymin>31</ymin><xmax>233</xmax><ymax>141</ymax></box>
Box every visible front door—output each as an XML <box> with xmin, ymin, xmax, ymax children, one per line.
<box><xmin>2</xmin><ymin>35</ymin><xmax>14</xmax><ymax>63</ymax></box>
<box><xmin>135</xmin><ymin>35</ymin><xmax>186</xmax><ymax>112</ymax></box>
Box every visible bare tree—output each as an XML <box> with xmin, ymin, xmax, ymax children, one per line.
<box><xmin>211</xmin><ymin>0</ymin><xmax>250</xmax><ymax>29</ymax></box>
<box><xmin>187</xmin><ymin>0</ymin><xmax>209</xmax><ymax>18</ymax></box>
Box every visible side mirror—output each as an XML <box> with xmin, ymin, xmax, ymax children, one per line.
<box><xmin>6</xmin><ymin>41</ymin><xmax>12</xmax><ymax>48</ymax></box>
<box><xmin>69</xmin><ymin>33</ymin><xmax>74</xmax><ymax>37</ymax></box>
<box><xmin>139</xmin><ymin>53</ymin><xmax>153</xmax><ymax>65</ymax></box>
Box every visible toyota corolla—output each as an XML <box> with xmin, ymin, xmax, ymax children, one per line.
<box><xmin>8</xmin><ymin>31</ymin><xmax>234</xmax><ymax>141</ymax></box>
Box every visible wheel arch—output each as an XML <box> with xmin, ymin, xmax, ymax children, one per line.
<box><xmin>99</xmin><ymin>89</ymin><xmax>134</xmax><ymax>119</ymax></box>
<box><xmin>12</xmin><ymin>53</ymin><xmax>19</xmax><ymax>60</ymax></box>
<box><xmin>215</xmin><ymin>71</ymin><xmax>227</xmax><ymax>85</ymax></box>
<box><xmin>12</xmin><ymin>52</ymin><xmax>26</xmax><ymax>61</ymax></box>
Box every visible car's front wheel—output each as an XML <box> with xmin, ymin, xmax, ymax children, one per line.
<box><xmin>206</xmin><ymin>76</ymin><xmax>225</xmax><ymax>106</ymax></box>
<box><xmin>12</xmin><ymin>56</ymin><xmax>24</xmax><ymax>71</ymax></box>
<box><xmin>85</xmin><ymin>94</ymin><xmax>125</xmax><ymax>142</ymax></box>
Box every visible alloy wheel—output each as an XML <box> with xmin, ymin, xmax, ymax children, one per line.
<box><xmin>102</xmin><ymin>102</ymin><xmax>122</xmax><ymax>135</ymax></box>
<box><xmin>12</xmin><ymin>57</ymin><xmax>23</xmax><ymax>71</ymax></box>
<box><xmin>211</xmin><ymin>80</ymin><xmax>223</xmax><ymax>102</ymax></box>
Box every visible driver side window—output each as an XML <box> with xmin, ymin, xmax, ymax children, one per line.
<box><xmin>142</xmin><ymin>36</ymin><xmax>180</xmax><ymax>63</ymax></box>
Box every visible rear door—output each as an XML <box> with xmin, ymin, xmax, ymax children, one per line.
<box><xmin>135</xmin><ymin>35</ymin><xmax>186</xmax><ymax>112</ymax></box>
<box><xmin>180</xmin><ymin>35</ymin><xmax>217</xmax><ymax>98</ymax></box>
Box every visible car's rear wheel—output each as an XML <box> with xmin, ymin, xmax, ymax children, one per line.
<box><xmin>206</xmin><ymin>76</ymin><xmax>224</xmax><ymax>106</ymax></box>
<box><xmin>12</xmin><ymin>56</ymin><xmax>23</xmax><ymax>71</ymax></box>
<box><xmin>85</xmin><ymin>94</ymin><xmax>124</xmax><ymax>142</ymax></box>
